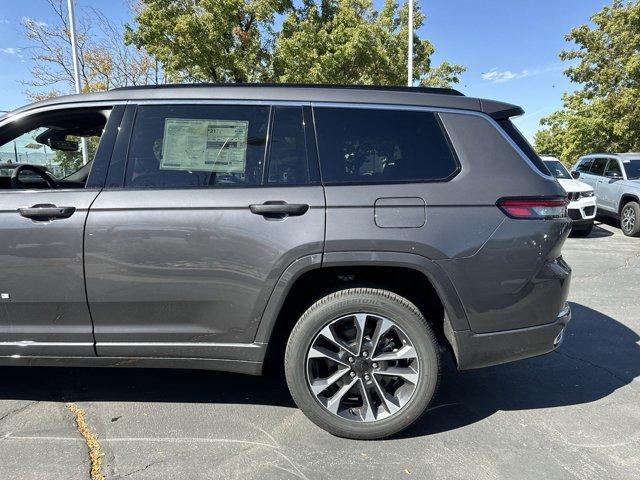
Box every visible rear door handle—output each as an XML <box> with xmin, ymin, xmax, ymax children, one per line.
<box><xmin>249</xmin><ymin>201</ymin><xmax>309</xmax><ymax>218</ymax></box>
<box><xmin>18</xmin><ymin>204</ymin><xmax>76</xmax><ymax>221</ymax></box>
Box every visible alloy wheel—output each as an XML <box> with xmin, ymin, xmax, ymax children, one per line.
<box><xmin>305</xmin><ymin>313</ymin><xmax>419</xmax><ymax>422</ymax></box>
<box><xmin>622</xmin><ymin>205</ymin><xmax>636</xmax><ymax>234</ymax></box>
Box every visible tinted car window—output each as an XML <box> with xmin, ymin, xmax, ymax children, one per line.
<box><xmin>125</xmin><ymin>104</ymin><xmax>269</xmax><ymax>188</ymax></box>
<box><xmin>543</xmin><ymin>160</ymin><xmax>571</xmax><ymax>179</ymax></box>
<box><xmin>268</xmin><ymin>106</ymin><xmax>309</xmax><ymax>185</ymax></box>
<box><xmin>605</xmin><ymin>159</ymin><xmax>622</xmax><ymax>177</ymax></box>
<box><xmin>623</xmin><ymin>159</ymin><xmax>640</xmax><ymax>180</ymax></box>
<box><xmin>590</xmin><ymin>158</ymin><xmax>608</xmax><ymax>176</ymax></box>
<box><xmin>497</xmin><ymin>119</ymin><xmax>550</xmax><ymax>176</ymax></box>
<box><xmin>314</xmin><ymin>108</ymin><xmax>458</xmax><ymax>184</ymax></box>
<box><xmin>577</xmin><ymin>158</ymin><xmax>593</xmax><ymax>172</ymax></box>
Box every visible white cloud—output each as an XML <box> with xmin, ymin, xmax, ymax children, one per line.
<box><xmin>482</xmin><ymin>68</ymin><xmax>529</xmax><ymax>83</ymax></box>
<box><xmin>481</xmin><ymin>64</ymin><xmax>565</xmax><ymax>84</ymax></box>
<box><xmin>0</xmin><ymin>19</ymin><xmax>9</xmax><ymax>25</ymax></box>
<box><xmin>0</xmin><ymin>47</ymin><xmax>20</xmax><ymax>55</ymax></box>
<box><xmin>21</xmin><ymin>16</ymin><xmax>47</xmax><ymax>27</ymax></box>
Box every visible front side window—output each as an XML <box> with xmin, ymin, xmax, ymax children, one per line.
<box><xmin>577</xmin><ymin>158</ymin><xmax>593</xmax><ymax>172</ymax></box>
<box><xmin>125</xmin><ymin>104</ymin><xmax>269</xmax><ymax>188</ymax></box>
<box><xmin>0</xmin><ymin>108</ymin><xmax>109</xmax><ymax>190</ymax></box>
<box><xmin>590</xmin><ymin>158</ymin><xmax>608</xmax><ymax>176</ymax></box>
<box><xmin>314</xmin><ymin>107</ymin><xmax>458</xmax><ymax>184</ymax></box>
<box><xmin>543</xmin><ymin>160</ymin><xmax>571</xmax><ymax>179</ymax></box>
<box><xmin>605</xmin><ymin>159</ymin><xmax>622</xmax><ymax>177</ymax></box>
<box><xmin>622</xmin><ymin>159</ymin><xmax>640</xmax><ymax>180</ymax></box>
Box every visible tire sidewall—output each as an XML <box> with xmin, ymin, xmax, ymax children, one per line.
<box><xmin>285</xmin><ymin>289</ymin><xmax>440</xmax><ymax>439</ymax></box>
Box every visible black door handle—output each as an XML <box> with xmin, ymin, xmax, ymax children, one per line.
<box><xmin>18</xmin><ymin>204</ymin><xmax>76</xmax><ymax>221</ymax></box>
<box><xmin>249</xmin><ymin>201</ymin><xmax>309</xmax><ymax>218</ymax></box>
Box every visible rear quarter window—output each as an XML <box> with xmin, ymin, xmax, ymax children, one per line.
<box><xmin>496</xmin><ymin>119</ymin><xmax>550</xmax><ymax>176</ymax></box>
<box><xmin>313</xmin><ymin>107</ymin><xmax>459</xmax><ymax>184</ymax></box>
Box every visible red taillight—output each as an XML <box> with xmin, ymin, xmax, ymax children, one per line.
<box><xmin>497</xmin><ymin>197</ymin><xmax>568</xmax><ymax>219</ymax></box>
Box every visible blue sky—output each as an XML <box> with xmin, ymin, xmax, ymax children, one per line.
<box><xmin>0</xmin><ymin>0</ymin><xmax>609</xmax><ymax>141</ymax></box>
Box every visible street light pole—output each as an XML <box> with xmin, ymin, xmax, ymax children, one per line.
<box><xmin>67</xmin><ymin>0</ymin><xmax>88</xmax><ymax>164</ymax></box>
<box><xmin>407</xmin><ymin>0</ymin><xmax>413</xmax><ymax>87</ymax></box>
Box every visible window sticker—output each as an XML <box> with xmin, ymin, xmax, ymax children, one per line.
<box><xmin>160</xmin><ymin>118</ymin><xmax>249</xmax><ymax>172</ymax></box>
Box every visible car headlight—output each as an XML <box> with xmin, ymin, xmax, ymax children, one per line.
<box><xmin>581</xmin><ymin>191</ymin><xmax>594</xmax><ymax>198</ymax></box>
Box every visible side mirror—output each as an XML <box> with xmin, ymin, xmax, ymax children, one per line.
<box><xmin>605</xmin><ymin>171</ymin><xmax>622</xmax><ymax>179</ymax></box>
<box><xmin>571</xmin><ymin>171</ymin><xmax>580</xmax><ymax>179</ymax></box>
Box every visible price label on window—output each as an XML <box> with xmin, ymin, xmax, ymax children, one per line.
<box><xmin>160</xmin><ymin>118</ymin><xmax>249</xmax><ymax>172</ymax></box>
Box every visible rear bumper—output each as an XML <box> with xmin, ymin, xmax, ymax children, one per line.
<box><xmin>450</xmin><ymin>303</ymin><xmax>571</xmax><ymax>370</ymax></box>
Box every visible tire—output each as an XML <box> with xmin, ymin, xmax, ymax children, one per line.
<box><xmin>571</xmin><ymin>221</ymin><xmax>593</xmax><ymax>237</ymax></box>
<box><xmin>284</xmin><ymin>288</ymin><xmax>440</xmax><ymax>440</ymax></box>
<box><xmin>621</xmin><ymin>201</ymin><xmax>640</xmax><ymax>237</ymax></box>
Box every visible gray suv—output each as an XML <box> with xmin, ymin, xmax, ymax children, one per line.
<box><xmin>0</xmin><ymin>84</ymin><xmax>572</xmax><ymax>439</ymax></box>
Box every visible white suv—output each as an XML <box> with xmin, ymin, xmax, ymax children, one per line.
<box><xmin>542</xmin><ymin>156</ymin><xmax>596</xmax><ymax>236</ymax></box>
<box><xmin>571</xmin><ymin>154</ymin><xmax>640</xmax><ymax>237</ymax></box>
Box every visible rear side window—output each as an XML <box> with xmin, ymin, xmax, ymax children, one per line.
<box><xmin>314</xmin><ymin>107</ymin><xmax>458</xmax><ymax>184</ymax></box>
<box><xmin>590</xmin><ymin>158</ymin><xmax>608</xmax><ymax>176</ymax></box>
<box><xmin>268</xmin><ymin>106</ymin><xmax>309</xmax><ymax>185</ymax></box>
<box><xmin>125</xmin><ymin>104</ymin><xmax>268</xmax><ymax>188</ymax></box>
<box><xmin>497</xmin><ymin>119</ymin><xmax>550</xmax><ymax>176</ymax></box>
<box><xmin>577</xmin><ymin>158</ymin><xmax>593</xmax><ymax>172</ymax></box>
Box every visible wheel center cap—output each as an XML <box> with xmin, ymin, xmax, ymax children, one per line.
<box><xmin>353</xmin><ymin>358</ymin><xmax>370</xmax><ymax>376</ymax></box>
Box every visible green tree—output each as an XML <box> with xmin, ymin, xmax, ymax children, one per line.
<box><xmin>125</xmin><ymin>0</ymin><xmax>291</xmax><ymax>82</ymax></box>
<box><xmin>272</xmin><ymin>0</ymin><xmax>464</xmax><ymax>86</ymax></box>
<box><xmin>534</xmin><ymin>0</ymin><xmax>640</xmax><ymax>164</ymax></box>
<box><xmin>126</xmin><ymin>0</ymin><xmax>464</xmax><ymax>87</ymax></box>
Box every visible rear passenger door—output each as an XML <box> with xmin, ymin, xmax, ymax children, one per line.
<box><xmin>84</xmin><ymin>103</ymin><xmax>325</xmax><ymax>359</ymax></box>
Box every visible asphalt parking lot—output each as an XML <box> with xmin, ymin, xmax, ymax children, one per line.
<box><xmin>0</xmin><ymin>218</ymin><xmax>638</xmax><ymax>480</ymax></box>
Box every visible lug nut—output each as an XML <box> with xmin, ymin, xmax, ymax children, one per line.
<box><xmin>348</xmin><ymin>356</ymin><xmax>355</xmax><ymax>363</ymax></box>
<box><xmin>372</xmin><ymin>362</ymin><xmax>378</xmax><ymax>369</ymax></box>
<box><xmin>364</xmin><ymin>374</ymin><xmax>371</xmax><ymax>381</ymax></box>
<box><xmin>362</xmin><ymin>351</ymin><xmax>369</xmax><ymax>358</ymax></box>
<box><xmin>350</xmin><ymin>371</ymin><xmax>356</xmax><ymax>378</ymax></box>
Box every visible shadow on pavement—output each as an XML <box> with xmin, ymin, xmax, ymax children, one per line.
<box><xmin>0</xmin><ymin>302</ymin><xmax>636</xmax><ymax>439</ymax></box>
<box><xmin>402</xmin><ymin>302</ymin><xmax>639</xmax><ymax>437</ymax></box>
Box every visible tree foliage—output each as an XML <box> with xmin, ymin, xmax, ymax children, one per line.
<box><xmin>534</xmin><ymin>0</ymin><xmax>640</xmax><ymax>164</ymax></box>
<box><xmin>126</xmin><ymin>0</ymin><xmax>464</xmax><ymax>86</ymax></box>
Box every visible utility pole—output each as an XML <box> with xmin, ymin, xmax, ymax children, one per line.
<box><xmin>407</xmin><ymin>0</ymin><xmax>414</xmax><ymax>87</ymax></box>
<box><xmin>67</xmin><ymin>0</ymin><xmax>88</xmax><ymax>164</ymax></box>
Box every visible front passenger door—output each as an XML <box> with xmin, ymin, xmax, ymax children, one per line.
<box><xmin>598</xmin><ymin>159</ymin><xmax>623</xmax><ymax>212</ymax></box>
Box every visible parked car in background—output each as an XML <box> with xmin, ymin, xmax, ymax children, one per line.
<box><xmin>542</xmin><ymin>156</ymin><xmax>596</xmax><ymax>236</ymax></box>
<box><xmin>0</xmin><ymin>84</ymin><xmax>573</xmax><ymax>439</ymax></box>
<box><xmin>572</xmin><ymin>154</ymin><xmax>640</xmax><ymax>237</ymax></box>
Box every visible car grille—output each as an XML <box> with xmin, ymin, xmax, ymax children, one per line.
<box><xmin>584</xmin><ymin>206</ymin><xmax>595</xmax><ymax>216</ymax></box>
<box><xmin>569</xmin><ymin>209</ymin><xmax>582</xmax><ymax>220</ymax></box>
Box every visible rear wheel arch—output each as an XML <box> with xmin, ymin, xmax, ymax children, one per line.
<box><xmin>256</xmin><ymin>251</ymin><xmax>469</xmax><ymax>372</ymax></box>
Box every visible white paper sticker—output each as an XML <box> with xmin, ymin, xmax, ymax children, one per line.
<box><xmin>160</xmin><ymin>118</ymin><xmax>249</xmax><ymax>172</ymax></box>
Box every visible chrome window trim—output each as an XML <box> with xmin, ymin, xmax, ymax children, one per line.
<box><xmin>133</xmin><ymin>99</ymin><xmax>310</xmax><ymax>107</ymax></box>
<box><xmin>310</xmin><ymin>101</ymin><xmax>555</xmax><ymax>181</ymax></box>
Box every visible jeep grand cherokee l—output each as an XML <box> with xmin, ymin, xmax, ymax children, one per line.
<box><xmin>0</xmin><ymin>84</ymin><xmax>572</xmax><ymax>439</ymax></box>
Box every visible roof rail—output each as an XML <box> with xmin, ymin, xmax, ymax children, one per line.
<box><xmin>110</xmin><ymin>82</ymin><xmax>465</xmax><ymax>96</ymax></box>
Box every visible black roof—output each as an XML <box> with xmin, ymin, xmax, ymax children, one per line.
<box><xmin>1</xmin><ymin>83</ymin><xmax>523</xmax><ymax>121</ymax></box>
